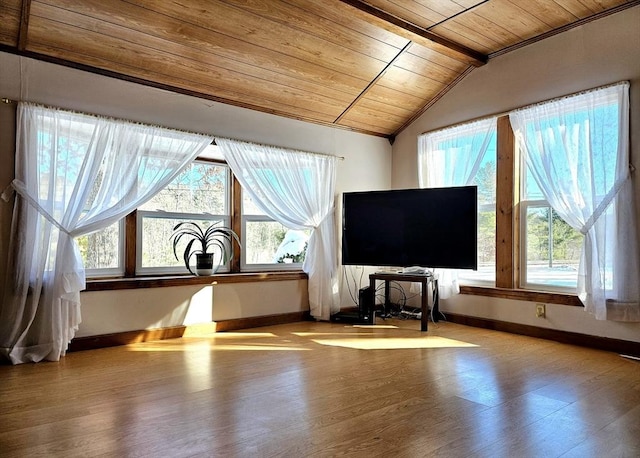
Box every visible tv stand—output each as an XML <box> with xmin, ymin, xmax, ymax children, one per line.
<box><xmin>369</xmin><ymin>272</ymin><xmax>440</xmax><ymax>331</ymax></box>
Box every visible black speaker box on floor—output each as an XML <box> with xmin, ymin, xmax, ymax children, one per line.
<box><xmin>330</xmin><ymin>286</ymin><xmax>372</xmax><ymax>324</ymax></box>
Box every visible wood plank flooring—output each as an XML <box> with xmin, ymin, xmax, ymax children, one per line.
<box><xmin>1</xmin><ymin>320</ymin><xmax>639</xmax><ymax>457</ymax></box>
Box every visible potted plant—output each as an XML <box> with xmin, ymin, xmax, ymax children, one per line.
<box><xmin>171</xmin><ymin>221</ymin><xmax>240</xmax><ymax>276</ymax></box>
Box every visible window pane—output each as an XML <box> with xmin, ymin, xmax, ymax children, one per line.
<box><xmin>138</xmin><ymin>159</ymin><xmax>231</xmax><ymax>273</ymax></box>
<box><xmin>243</xmin><ymin>193</ymin><xmax>267</xmax><ymax>216</ymax></box>
<box><xmin>140</xmin><ymin>161</ymin><xmax>227</xmax><ymax>214</ymax></box>
<box><xmin>460</xmin><ymin>139</ymin><xmax>497</xmax><ymax>283</ymax></box>
<box><xmin>472</xmin><ymin>206</ymin><xmax>496</xmax><ymax>281</ymax></box>
<box><xmin>525</xmin><ymin>206</ymin><xmax>582</xmax><ymax>288</ymax></box>
<box><xmin>245</xmin><ymin>222</ymin><xmax>308</xmax><ymax>265</ymax></box>
<box><xmin>523</xmin><ymin>166</ymin><xmax>544</xmax><ymax>201</ymax></box>
<box><xmin>77</xmin><ymin>221</ymin><xmax>121</xmax><ymax>270</ymax></box>
<box><xmin>141</xmin><ymin>217</ymin><xmax>228</xmax><ymax>269</ymax></box>
<box><xmin>242</xmin><ymin>191</ymin><xmax>308</xmax><ymax>268</ymax></box>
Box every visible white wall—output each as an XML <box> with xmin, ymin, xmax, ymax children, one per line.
<box><xmin>0</xmin><ymin>52</ymin><xmax>392</xmax><ymax>337</ymax></box>
<box><xmin>78</xmin><ymin>280</ymin><xmax>309</xmax><ymax>337</ymax></box>
<box><xmin>392</xmin><ymin>7</ymin><xmax>640</xmax><ymax>342</ymax></box>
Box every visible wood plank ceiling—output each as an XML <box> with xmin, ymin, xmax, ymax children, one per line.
<box><xmin>1</xmin><ymin>0</ymin><xmax>637</xmax><ymax>139</ymax></box>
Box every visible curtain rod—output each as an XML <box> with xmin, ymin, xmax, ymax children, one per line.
<box><xmin>420</xmin><ymin>80</ymin><xmax>629</xmax><ymax>137</ymax></box>
<box><xmin>2</xmin><ymin>98</ymin><xmax>345</xmax><ymax>161</ymax></box>
<box><xmin>1</xmin><ymin>97</ymin><xmax>214</xmax><ymax>139</ymax></box>
<box><xmin>419</xmin><ymin>112</ymin><xmax>502</xmax><ymax>138</ymax></box>
<box><xmin>214</xmin><ymin>136</ymin><xmax>345</xmax><ymax>161</ymax></box>
<box><xmin>510</xmin><ymin>80</ymin><xmax>628</xmax><ymax>113</ymax></box>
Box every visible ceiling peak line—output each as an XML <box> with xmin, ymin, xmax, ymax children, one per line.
<box><xmin>335</xmin><ymin>0</ymin><xmax>487</xmax><ymax>66</ymax></box>
<box><xmin>333</xmin><ymin>41</ymin><xmax>413</xmax><ymax>127</ymax></box>
<box><xmin>427</xmin><ymin>0</ymin><xmax>492</xmax><ymax>31</ymax></box>
<box><xmin>392</xmin><ymin>65</ymin><xmax>475</xmax><ymax>138</ymax></box>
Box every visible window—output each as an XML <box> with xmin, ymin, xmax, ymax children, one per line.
<box><xmin>460</xmin><ymin>134</ymin><xmax>497</xmax><ymax>284</ymax></box>
<box><xmin>420</xmin><ymin>83</ymin><xmax>630</xmax><ymax>306</ymax></box>
<box><xmin>418</xmin><ymin>117</ymin><xmax>497</xmax><ymax>285</ymax></box>
<box><xmin>511</xmin><ymin>84</ymin><xmax>628</xmax><ymax>301</ymax></box>
<box><xmin>78</xmin><ymin>159</ymin><xmax>230</xmax><ymax>276</ymax></box>
<box><xmin>77</xmin><ymin>220</ymin><xmax>124</xmax><ymax>277</ymax></box>
<box><xmin>78</xmin><ymin>145</ymin><xmax>306</xmax><ymax>277</ymax></box>
<box><xmin>520</xmin><ymin>166</ymin><xmax>582</xmax><ymax>290</ymax></box>
<box><xmin>137</xmin><ymin>160</ymin><xmax>230</xmax><ymax>274</ymax></box>
<box><xmin>242</xmin><ymin>192</ymin><xmax>308</xmax><ymax>270</ymax></box>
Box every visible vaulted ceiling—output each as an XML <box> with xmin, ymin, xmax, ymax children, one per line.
<box><xmin>1</xmin><ymin>0</ymin><xmax>637</xmax><ymax>139</ymax></box>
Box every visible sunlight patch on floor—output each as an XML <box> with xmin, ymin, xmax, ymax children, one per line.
<box><xmin>311</xmin><ymin>336</ymin><xmax>479</xmax><ymax>350</ymax></box>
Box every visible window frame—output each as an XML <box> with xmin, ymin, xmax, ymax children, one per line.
<box><xmin>134</xmin><ymin>158</ymin><xmax>232</xmax><ymax>275</ymax></box>
<box><xmin>519</xmin><ymin>200</ymin><xmax>581</xmax><ymax>293</ymax></box>
<box><xmin>241</xmin><ymin>214</ymin><xmax>306</xmax><ymax>271</ymax></box>
<box><xmin>82</xmin><ymin>218</ymin><xmax>126</xmax><ymax>278</ymax></box>
<box><xmin>136</xmin><ymin>210</ymin><xmax>232</xmax><ymax>275</ymax></box>
<box><xmin>461</xmin><ymin>115</ymin><xmax>582</xmax><ymax>305</ymax></box>
<box><xmin>240</xmin><ymin>191</ymin><xmax>307</xmax><ymax>271</ymax></box>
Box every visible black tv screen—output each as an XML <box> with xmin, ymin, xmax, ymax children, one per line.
<box><xmin>342</xmin><ymin>186</ymin><xmax>477</xmax><ymax>270</ymax></box>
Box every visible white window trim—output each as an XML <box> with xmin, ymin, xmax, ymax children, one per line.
<box><xmin>136</xmin><ymin>210</ymin><xmax>231</xmax><ymax>275</ymax></box>
<box><xmin>241</xmin><ymin>214</ymin><xmax>304</xmax><ymax>272</ymax></box>
<box><xmin>519</xmin><ymin>199</ymin><xmax>579</xmax><ymax>293</ymax></box>
<box><xmin>83</xmin><ymin>219</ymin><xmax>126</xmax><ymax>278</ymax></box>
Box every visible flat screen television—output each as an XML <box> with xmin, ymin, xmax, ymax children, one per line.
<box><xmin>342</xmin><ymin>186</ymin><xmax>478</xmax><ymax>270</ymax></box>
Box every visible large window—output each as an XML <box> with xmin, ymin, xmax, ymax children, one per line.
<box><xmin>420</xmin><ymin>83</ymin><xmax>629</xmax><ymax>304</ymax></box>
<box><xmin>77</xmin><ymin>146</ymin><xmax>307</xmax><ymax>277</ymax></box>
<box><xmin>510</xmin><ymin>83</ymin><xmax>630</xmax><ymax>310</ymax></box>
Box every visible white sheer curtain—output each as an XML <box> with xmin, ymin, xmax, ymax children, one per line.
<box><xmin>418</xmin><ymin>117</ymin><xmax>496</xmax><ymax>298</ymax></box>
<box><xmin>510</xmin><ymin>82</ymin><xmax>639</xmax><ymax>321</ymax></box>
<box><xmin>0</xmin><ymin>103</ymin><xmax>213</xmax><ymax>364</ymax></box>
<box><xmin>216</xmin><ymin>138</ymin><xmax>339</xmax><ymax>321</ymax></box>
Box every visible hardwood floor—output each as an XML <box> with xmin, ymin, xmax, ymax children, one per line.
<box><xmin>1</xmin><ymin>320</ymin><xmax>639</xmax><ymax>457</ymax></box>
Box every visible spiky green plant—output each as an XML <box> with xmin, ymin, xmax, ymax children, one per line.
<box><xmin>171</xmin><ymin>222</ymin><xmax>240</xmax><ymax>275</ymax></box>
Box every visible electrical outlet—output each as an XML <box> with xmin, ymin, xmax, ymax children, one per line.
<box><xmin>536</xmin><ymin>303</ymin><xmax>546</xmax><ymax>318</ymax></box>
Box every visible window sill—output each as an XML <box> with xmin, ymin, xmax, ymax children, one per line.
<box><xmin>459</xmin><ymin>285</ymin><xmax>583</xmax><ymax>307</ymax></box>
<box><xmin>85</xmin><ymin>271</ymin><xmax>308</xmax><ymax>291</ymax></box>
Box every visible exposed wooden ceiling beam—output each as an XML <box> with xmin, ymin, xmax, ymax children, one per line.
<box><xmin>18</xmin><ymin>0</ymin><xmax>32</xmax><ymax>51</ymax></box>
<box><xmin>336</xmin><ymin>0</ymin><xmax>487</xmax><ymax>66</ymax></box>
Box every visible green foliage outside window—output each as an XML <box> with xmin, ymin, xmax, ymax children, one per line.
<box><xmin>527</xmin><ymin>208</ymin><xmax>582</xmax><ymax>264</ymax></box>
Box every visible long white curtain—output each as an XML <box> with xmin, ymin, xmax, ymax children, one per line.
<box><xmin>418</xmin><ymin>117</ymin><xmax>496</xmax><ymax>298</ymax></box>
<box><xmin>0</xmin><ymin>103</ymin><xmax>213</xmax><ymax>363</ymax></box>
<box><xmin>510</xmin><ymin>82</ymin><xmax>639</xmax><ymax>321</ymax></box>
<box><xmin>216</xmin><ymin>138</ymin><xmax>339</xmax><ymax>320</ymax></box>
